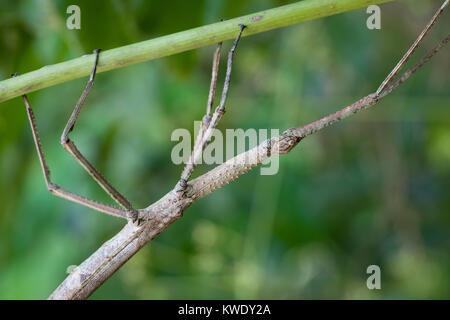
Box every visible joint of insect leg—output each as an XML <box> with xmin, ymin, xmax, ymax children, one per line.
<box><xmin>370</xmin><ymin>92</ymin><xmax>380</xmax><ymax>102</ymax></box>
<box><xmin>215</xmin><ymin>106</ymin><xmax>225</xmax><ymax>115</ymax></box>
<box><xmin>47</xmin><ymin>183</ymin><xmax>58</xmax><ymax>193</ymax></box>
<box><xmin>60</xmin><ymin>134</ymin><xmax>70</xmax><ymax>147</ymax></box>
<box><xmin>202</xmin><ymin>114</ymin><xmax>212</xmax><ymax>127</ymax></box>
<box><xmin>127</xmin><ymin>209</ymin><xmax>140</xmax><ymax>225</ymax></box>
<box><xmin>175</xmin><ymin>178</ymin><xmax>188</xmax><ymax>194</ymax></box>
<box><xmin>264</xmin><ymin>138</ymin><xmax>272</xmax><ymax>158</ymax></box>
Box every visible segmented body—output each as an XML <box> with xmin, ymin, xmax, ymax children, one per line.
<box><xmin>188</xmin><ymin>133</ymin><xmax>300</xmax><ymax>199</ymax></box>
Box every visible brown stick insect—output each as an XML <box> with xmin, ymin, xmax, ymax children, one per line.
<box><xmin>10</xmin><ymin>1</ymin><xmax>445</xmax><ymax>299</ymax></box>
<box><xmin>13</xmin><ymin>1</ymin><xmax>450</xmax><ymax>228</ymax></box>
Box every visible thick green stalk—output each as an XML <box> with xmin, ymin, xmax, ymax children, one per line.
<box><xmin>0</xmin><ymin>0</ymin><xmax>393</xmax><ymax>103</ymax></box>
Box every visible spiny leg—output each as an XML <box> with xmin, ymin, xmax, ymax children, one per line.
<box><xmin>196</xmin><ymin>42</ymin><xmax>223</xmax><ymax>159</ymax></box>
<box><xmin>175</xmin><ymin>42</ymin><xmax>223</xmax><ymax>191</ymax></box>
<box><xmin>376</xmin><ymin>0</ymin><xmax>449</xmax><ymax>95</ymax></box>
<box><xmin>288</xmin><ymin>1</ymin><xmax>449</xmax><ymax>139</ymax></box>
<box><xmin>176</xmin><ymin>24</ymin><xmax>246</xmax><ymax>193</ymax></box>
<box><xmin>59</xmin><ymin>49</ymin><xmax>138</xmax><ymax>222</ymax></box>
<box><xmin>216</xmin><ymin>24</ymin><xmax>246</xmax><ymax>113</ymax></box>
<box><xmin>205</xmin><ymin>42</ymin><xmax>223</xmax><ymax>125</ymax></box>
<box><xmin>16</xmin><ymin>88</ymin><xmax>130</xmax><ymax>220</ymax></box>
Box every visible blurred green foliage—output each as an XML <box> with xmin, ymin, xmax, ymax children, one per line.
<box><xmin>0</xmin><ymin>0</ymin><xmax>449</xmax><ymax>299</ymax></box>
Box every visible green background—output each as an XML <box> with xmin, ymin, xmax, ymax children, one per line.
<box><xmin>0</xmin><ymin>0</ymin><xmax>449</xmax><ymax>299</ymax></box>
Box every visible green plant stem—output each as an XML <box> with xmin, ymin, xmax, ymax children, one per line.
<box><xmin>0</xmin><ymin>0</ymin><xmax>393</xmax><ymax>103</ymax></box>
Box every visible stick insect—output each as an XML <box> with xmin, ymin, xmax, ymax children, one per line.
<box><xmin>11</xmin><ymin>1</ymin><xmax>449</xmax><ymax>299</ymax></box>
<box><xmin>14</xmin><ymin>0</ymin><xmax>449</xmax><ymax>230</ymax></box>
